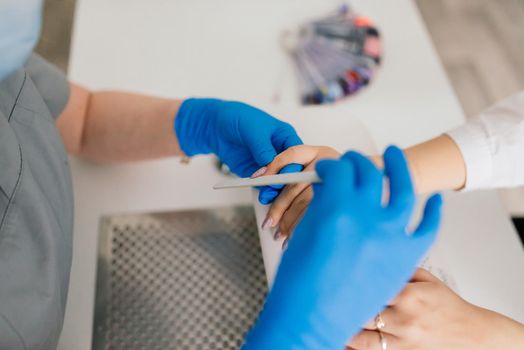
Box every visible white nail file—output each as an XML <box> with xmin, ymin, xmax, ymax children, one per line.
<box><xmin>213</xmin><ymin>171</ymin><xmax>321</xmax><ymax>190</ymax></box>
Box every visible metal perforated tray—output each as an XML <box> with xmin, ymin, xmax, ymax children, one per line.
<box><xmin>92</xmin><ymin>206</ymin><xmax>268</xmax><ymax>350</ymax></box>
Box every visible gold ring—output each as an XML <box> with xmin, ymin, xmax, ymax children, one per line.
<box><xmin>378</xmin><ymin>329</ymin><xmax>388</xmax><ymax>350</ymax></box>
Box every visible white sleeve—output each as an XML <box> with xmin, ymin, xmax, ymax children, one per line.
<box><xmin>446</xmin><ymin>91</ymin><xmax>524</xmax><ymax>190</ymax></box>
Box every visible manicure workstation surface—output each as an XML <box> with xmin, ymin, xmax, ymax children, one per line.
<box><xmin>59</xmin><ymin>0</ymin><xmax>524</xmax><ymax>348</ymax></box>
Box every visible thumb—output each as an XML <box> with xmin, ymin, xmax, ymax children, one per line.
<box><xmin>314</xmin><ymin>158</ymin><xmax>355</xmax><ymax>195</ymax></box>
<box><xmin>411</xmin><ymin>193</ymin><xmax>443</xmax><ymax>248</ymax></box>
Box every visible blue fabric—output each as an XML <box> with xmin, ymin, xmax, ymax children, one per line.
<box><xmin>243</xmin><ymin>146</ymin><xmax>443</xmax><ymax>350</ymax></box>
<box><xmin>175</xmin><ymin>98</ymin><xmax>303</xmax><ymax>202</ymax></box>
<box><xmin>0</xmin><ymin>0</ymin><xmax>43</xmax><ymax>81</ymax></box>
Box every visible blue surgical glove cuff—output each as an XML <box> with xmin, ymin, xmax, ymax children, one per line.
<box><xmin>174</xmin><ymin>98</ymin><xmax>223</xmax><ymax>156</ymax></box>
<box><xmin>242</xmin><ymin>325</ymin><xmax>298</xmax><ymax>350</ymax></box>
<box><xmin>242</xmin><ymin>304</ymin><xmax>341</xmax><ymax>350</ymax></box>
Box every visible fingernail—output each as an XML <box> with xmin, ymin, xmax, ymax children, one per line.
<box><xmin>262</xmin><ymin>217</ymin><xmax>273</xmax><ymax>230</ymax></box>
<box><xmin>273</xmin><ymin>230</ymin><xmax>282</xmax><ymax>240</ymax></box>
<box><xmin>251</xmin><ymin>167</ymin><xmax>267</xmax><ymax>178</ymax></box>
<box><xmin>282</xmin><ymin>237</ymin><xmax>289</xmax><ymax>250</ymax></box>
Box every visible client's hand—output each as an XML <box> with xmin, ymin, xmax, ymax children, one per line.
<box><xmin>254</xmin><ymin>145</ymin><xmax>341</xmax><ymax>237</ymax></box>
<box><xmin>242</xmin><ymin>147</ymin><xmax>442</xmax><ymax>350</ymax></box>
<box><xmin>348</xmin><ymin>268</ymin><xmax>524</xmax><ymax>350</ymax></box>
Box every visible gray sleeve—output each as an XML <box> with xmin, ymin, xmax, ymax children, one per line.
<box><xmin>24</xmin><ymin>54</ymin><xmax>70</xmax><ymax>119</ymax></box>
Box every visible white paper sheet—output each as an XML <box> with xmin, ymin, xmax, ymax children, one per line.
<box><xmin>253</xmin><ymin>195</ymin><xmax>285</xmax><ymax>286</ymax></box>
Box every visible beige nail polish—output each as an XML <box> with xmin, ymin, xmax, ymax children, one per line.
<box><xmin>262</xmin><ymin>217</ymin><xmax>273</xmax><ymax>230</ymax></box>
<box><xmin>251</xmin><ymin>166</ymin><xmax>267</xmax><ymax>178</ymax></box>
<box><xmin>282</xmin><ymin>237</ymin><xmax>289</xmax><ymax>250</ymax></box>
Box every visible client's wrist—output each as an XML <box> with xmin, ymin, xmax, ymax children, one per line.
<box><xmin>370</xmin><ymin>152</ymin><xmax>425</xmax><ymax>193</ymax></box>
<box><xmin>370</xmin><ymin>155</ymin><xmax>383</xmax><ymax>169</ymax></box>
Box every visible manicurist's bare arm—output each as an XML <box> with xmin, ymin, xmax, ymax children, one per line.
<box><xmin>56</xmin><ymin>83</ymin><xmax>184</xmax><ymax>162</ymax></box>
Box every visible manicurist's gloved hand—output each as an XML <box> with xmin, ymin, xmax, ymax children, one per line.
<box><xmin>242</xmin><ymin>146</ymin><xmax>443</xmax><ymax>350</ymax></box>
<box><xmin>174</xmin><ymin>98</ymin><xmax>303</xmax><ymax>203</ymax></box>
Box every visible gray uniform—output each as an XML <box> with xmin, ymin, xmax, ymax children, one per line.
<box><xmin>0</xmin><ymin>54</ymin><xmax>73</xmax><ymax>350</ymax></box>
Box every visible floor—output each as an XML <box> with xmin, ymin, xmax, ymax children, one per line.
<box><xmin>37</xmin><ymin>0</ymin><xmax>524</xmax><ymax>238</ymax></box>
<box><xmin>415</xmin><ymin>0</ymin><xmax>524</xmax><ymax>219</ymax></box>
<box><xmin>36</xmin><ymin>0</ymin><xmax>76</xmax><ymax>72</ymax></box>
<box><xmin>417</xmin><ymin>0</ymin><xmax>524</xmax><ymax>117</ymax></box>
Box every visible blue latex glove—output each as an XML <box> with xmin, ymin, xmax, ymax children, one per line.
<box><xmin>257</xmin><ymin>163</ymin><xmax>303</xmax><ymax>205</ymax></box>
<box><xmin>243</xmin><ymin>146</ymin><xmax>443</xmax><ymax>350</ymax></box>
<box><xmin>175</xmin><ymin>98</ymin><xmax>303</xmax><ymax>203</ymax></box>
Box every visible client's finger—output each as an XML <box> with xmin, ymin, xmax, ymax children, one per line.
<box><xmin>267</xmin><ymin>182</ymin><xmax>311</xmax><ymax>226</ymax></box>
<box><xmin>362</xmin><ymin>307</ymin><xmax>406</xmax><ymax>336</ymax></box>
<box><xmin>261</xmin><ymin>145</ymin><xmax>321</xmax><ymax>176</ymax></box>
<box><xmin>348</xmin><ymin>330</ymin><xmax>400</xmax><ymax>350</ymax></box>
<box><xmin>278</xmin><ymin>188</ymin><xmax>313</xmax><ymax>236</ymax></box>
<box><xmin>266</xmin><ymin>159</ymin><xmax>317</xmax><ymax>226</ymax></box>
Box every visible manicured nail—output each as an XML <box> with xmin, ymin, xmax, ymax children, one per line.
<box><xmin>262</xmin><ymin>217</ymin><xmax>273</xmax><ymax>230</ymax></box>
<box><xmin>251</xmin><ymin>167</ymin><xmax>267</xmax><ymax>178</ymax></box>
<box><xmin>282</xmin><ymin>237</ymin><xmax>289</xmax><ymax>250</ymax></box>
<box><xmin>273</xmin><ymin>230</ymin><xmax>282</xmax><ymax>241</ymax></box>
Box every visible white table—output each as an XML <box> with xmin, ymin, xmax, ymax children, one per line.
<box><xmin>61</xmin><ymin>0</ymin><xmax>524</xmax><ymax>348</ymax></box>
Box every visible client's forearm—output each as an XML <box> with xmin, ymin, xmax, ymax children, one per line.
<box><xmin>405</xmin><ymin>134</ymin><xmax>467</xmax><ymax>193</ymax></box>
<box><xmin>373</xmin><ymin>135</ymin><xmax>467</xmax><ymax>193</ymax></box>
